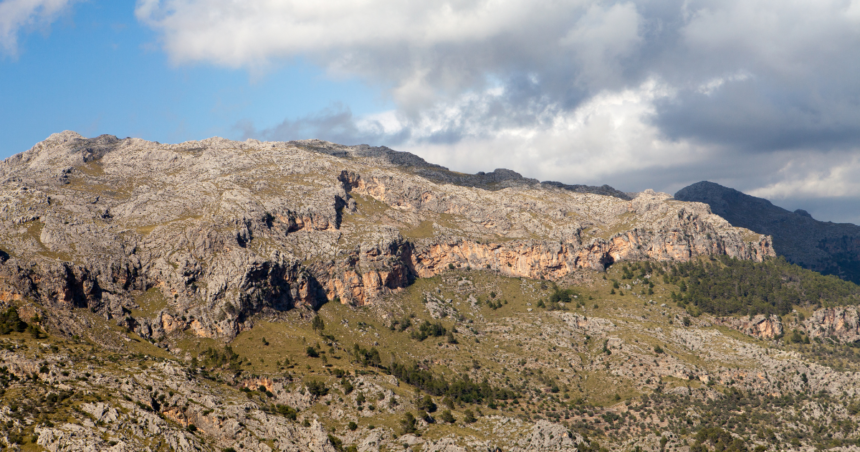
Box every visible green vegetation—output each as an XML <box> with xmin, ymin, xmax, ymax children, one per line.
<box><xmin>312</xmin><ymin>315</ymin><xmax>325</xmax><ymax>333</ymax></box>
<box><xmin>351</xmin><ymin>344</ymin><xmax>382</xmax><ymax>367</ymax></box>
<box><xmin>200</xmin><ymin>346</ymin><xmax>242</xmax><ymax>371</ymax></box>
<box><xmin>3</xmin><ymin>258</ymin><xmax>860</xmax><ymax>450</ymax></box>
<box><xmin>306</xmin><ymin>379</ymin><xmax>328</xmax><ymax>397</ymax></box>
<box><xmin>0</xmin><ymin>306</ymin><xmax>27</xmax><ymax>335</ymax></box>
<box><xmin>399</xmin><ymin>412</ymin><xmax>417</xmax><ymax>434</ymax></box>
<box><xmin>410</xmin><ymin>320</ymin><xmax>447</xmax><ymax>341</ymax></box>
<box><xmin>388</xmin><ymin>360</ymin><xmax>517</xmax><ymax>404</ymax></box>
<box><xmin>274</xmin><ymin>404</ymin><xmax>298</xmax><ymax>420</ymax></box>
<box><xmin>667</xmin><ymin>256</ymin><xmax>860</xmax><ymax>316</ymax></box>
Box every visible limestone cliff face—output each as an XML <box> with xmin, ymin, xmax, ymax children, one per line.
<box><xmin>804</xmin><ymin>307</ymin><xmax>860</xmax><ymax>343</ymax></box>
<box><xmin>720</xmin><ymin>307</ymin><xmax>860</xmax><ymax>344</ymax></box>
<box><xmin>717</xmin><ymin>315</ymin><xmax>784</xmax><ymax>340</ymax></box>
<box><xmin>0</xmin><ymin>132</ymin><xmax>773</xmax><ymax>340</ymax></box>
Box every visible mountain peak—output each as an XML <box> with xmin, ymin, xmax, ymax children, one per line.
<box><xmin>675</xmin><ymin>180</ymin><xmax>860</xmax><ymax>283</ymax></box>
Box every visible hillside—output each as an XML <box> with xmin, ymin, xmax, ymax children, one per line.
<box><xmin>0</xmin><ymin>132</ymin><xmax>771</xmax><ymax>342</ymax></box>
<box><xmin>675</xmin><ymin>181</ymin><xmax>860</xmax><ymax>284</ymax></box>
<box><xmin>4</xmin><ymin>132</ymin><xmax>860</xmax><ymax>451</ymax></box>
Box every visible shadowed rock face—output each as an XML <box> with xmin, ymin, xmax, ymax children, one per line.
<box><xmin>675</xmin><ymin>181</ymin><xmax>860</xmax><ymax>284</ymax></box>
<box><xmin>0</xmin><ymin>132</ymin><xmax>772</xmax><ymax>341</ymax></box>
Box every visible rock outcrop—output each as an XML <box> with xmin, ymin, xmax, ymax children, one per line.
<box><xmin>804</xmin><ymin>307</ymin><xmax>860</xmax><ymax>343</ymax></box>
<box><xmin>717</xmin><ymin>314</ymin><xmax>784</xmax><ymax>340</ymax></box>
<box><xmin>0</xmin><ymin>132</ymin><xmax>772</xmax><ymax>341</ymax></box>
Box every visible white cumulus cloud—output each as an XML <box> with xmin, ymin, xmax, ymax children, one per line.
<box><xmin>0</xmin><ymin>0</ymin><xmax>77</xmax><ymax>56</ymax></box>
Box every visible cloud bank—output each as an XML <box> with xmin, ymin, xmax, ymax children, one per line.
<box><xmin>137</xmin><ymin>0</ymin><xmax>860</xmax><ymax>222</ymax></box>
<box><xmin>0</xmin><ymin>0</ymin><xmax>77</xmax><ymax>56</ymax></box>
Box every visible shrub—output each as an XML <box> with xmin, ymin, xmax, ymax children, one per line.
<box><xmin>200</xmin><ymin>346</ymin><xmax>242</xmax><ymax>371</ymax></box>
<box><xmin>440</xmin><ymin>410</ymin><xmax>456</xmax><ymax>423</ymax></box>
<box><xmin>446</xmin><ymin>332</ymin><xmax>458</xmax><ymax>344</ymax></box>
<box><xmin>411</xmin><ymin>321</ymin><xmax>447</xmax><ymax>341</ymax></box>
<box><xmin>400</xmin><ymin>412</ymin><xmax>417</xmax><ymax>434</ymax></box>
<box><xmin>0</xmin><ymin>307</ymin><xmax>27</xmax><ymax>335</ymax></box>
<box><xmin>274</xmin><ymin>404</ymin><xmax>298</xmax><ymax>420</ymax></box>
<box><xmin>463</xmin><ymin>409</ymin><xmax>477</xmax><ymax>423</ymax></box>
<box><xmin>352</xmin><ymin>344</ymin><xmax>382</xmax><ymax>367</ymax></box>
<box><xmin>341</xmin><ymin>378</ymin><xmax>354</xmax><ymax>395</ymax></box>
<box><xmin>312</xmin><ymin>315</ymin><xmax>325</xmax><ymax>333</ymax></box>
<box><xmin>418</xmin><ymin>395</ymin><xmax>437</xmax><ymax>413</ymax></box>
<box><xmin>389</xmin><ymin>361</ymin><xmax>517</xmax><ymax>405</ymax></box>
<box><xmin>306</xmin><ymin>380</ymin><xmax>328</xmax><ymax>397</ymax></box>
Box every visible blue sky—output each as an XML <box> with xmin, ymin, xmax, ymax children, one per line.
<box><xmin>3</xmin><ymin>0</ymin><xmax>860</xmax><ymax>224</ymax></box>
<box><xmin>0</xmin><ymin>1</ymin><xmax>389</xmax><ymax>157</ymax></box>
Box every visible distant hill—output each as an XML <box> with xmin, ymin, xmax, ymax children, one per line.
<box><xmin>675</xmin><ymin>181</ymin><xmax>860</xmax><ymax>283</ymax></box>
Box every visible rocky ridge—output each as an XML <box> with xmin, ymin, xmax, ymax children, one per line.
<box><xmin>0</xmin><ymin>132</ymin><xmax>772</xmax><ymax>343</ymax></box>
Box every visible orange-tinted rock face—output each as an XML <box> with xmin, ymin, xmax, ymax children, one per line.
<box><xmin>805</xmin><ymin>307</ymin><xmax>860</xmax><ymax>343</ymax></box>
<box><xmin>189</xmin><ymin>319</ymin><xmax>216</xmax><ymax>338</ymax></box>
<box><xmin>410</xmin><ymin>233</ymin><xmax>770</xmax><ymax>283</ymax></box>
<box><xmin>160</xmin><ymin>313</ymin><xmax>182</xmax><ymax>334</ymax></box>
<box><xmin>305</xmin><ymin>225</ymin><xmax>772</xmax><ymax>307</ymax></box>
<box><xmin>162</xmin><ymin>407</ymin><xmax>190</xmax><ymax>427</ymax></box>
<box><xmin>0</xmin><ymin>290</ymin><xmax>22</xmax><ymax>302</ymax></box>
<box><xmin>725</xmin><ymin>307</ymin><xmax>860</xmax><ymax>344</ymax></box>
<box><xmin>241</xmin><ymin>377</ymin><xmax>275</xmax><ymax>392</ymax></box>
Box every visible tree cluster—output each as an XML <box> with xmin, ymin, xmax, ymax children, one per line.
<box><xmin>388</xmin><ymin>361</ymin><xmax>517</xmax><ymax>405</ymax></box>
<box><xmin>666</xmin><ymin>256</ymin><xmax>860</xmax><ymax>317</ymax></box>
<box><xmin>410</xmin><ymin>320</ymin><xmax>447</xmax><ymax>341</ymax></box>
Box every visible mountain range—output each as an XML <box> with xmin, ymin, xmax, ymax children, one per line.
<box><xmin>1</xmin><ymin>132</ymin><xmax>860</xmax><ymax>452</ymax></box>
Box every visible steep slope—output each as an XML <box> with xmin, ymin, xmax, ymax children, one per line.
<box><xmin>4</xmin><ymin>261</ymin><xmax>860</xmax><ymax>452</ymax></box>
<box><xmin>0</xmin><ymin>132</ymin><xmax>771</xmax><ymax>344</ymax></box>
<box><xmin>11</xmin><ymin>132</ymin><xmax>860</xmax><ymax>452</ymax></box>
<box><xmin>675</xmin><ymin>181</ymin><xmax>860</xmax><ymax>283</ymax></box>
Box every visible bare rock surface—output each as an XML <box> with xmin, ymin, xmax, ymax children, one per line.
<box><xmin>0</xmin><ymin>133</ymin><xmax>772</xmax><ymax>342</ymax></box>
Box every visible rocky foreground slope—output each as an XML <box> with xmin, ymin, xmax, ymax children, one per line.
<box><xmin>0</xmin><ymin>132</ymin><xmax>771</xmax><ymax>343</ymax></box>
<box><xmin>675</xmin><ymin>181</ymin><xmax>860</xmax><ymax>284</ymax></box>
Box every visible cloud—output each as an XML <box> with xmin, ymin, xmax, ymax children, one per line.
<box><xmin>139</xmin><ymin>0</ymin><xmax>860</xmax><ymax>147</ymax></box>
<box><xmin>749</xmin><ymin>152</ymin><xmax>860</xmax><ymax>200</ymax></box>
<box><xmin>249</xmin><ymin>78</ymin><xmax>707</xmax><ymax>185</ymax></box>
<box><xmin>139</xmin><ymin>0</ymin><xmax>860</xmax><ymax>223</ymax></box>
<box><xmin>0</xmin><ymin>0</ymin><xmax>78</xmax><ymax>56</ymax></box>
<box><xmin>136</xmin><ymin>1</ymin><xmax>645</xmax><ymax>107</ymax></box>
<box><xmin>238</xmin><ymin>105</ymin><xmax>411</xmax><ymax>147</ymax></box>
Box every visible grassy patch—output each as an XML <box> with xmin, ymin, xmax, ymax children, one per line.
<box><xmin>131</xmin><ymin>288</ymin><xmax>170</xmax><ymax>318</ymax></box>
<box><xmin>349</xmin><ymin>193</ymin><xmax>390</xmax><ymax>217</ymax></box>
<box><xmin>401</xmin><ymin>221</ymin><xmax>435</xmax><ymax>240</ymax></box>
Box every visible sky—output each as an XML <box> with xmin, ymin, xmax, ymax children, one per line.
<box><xmin>2</xmin><ymin>0</ymin><xmax>860</xmax><ymax>224</ymax></box>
